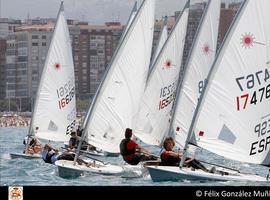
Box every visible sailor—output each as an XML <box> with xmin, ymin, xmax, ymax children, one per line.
<box><xmin>28</xmin><ymin>138</ymin><xmax>42</xmax><ymax>154</ymax></box>
<box><xmin>76</xmin><ymin>125</ymin><xmax>83</xmax><ymax>137</ymax></box>
<box><xmin>68</xmin><ymin>131</ymin><xmax>78</xmax><ymax>149</ymax></box>
<box><xmin>120</xmin><ymin>128</ymin><xmax>158</xmax><ymax>165</ymax></box>
<box><xmin>69</xmin><ymin>130</ymin><xmax>96</xmax><ymax>151</ymax></box>
<box><xmin>23</xmin><ymin>126</ymin><xmax>39</xmax><ymax>145</ymax></box>
<box><xmin>160</xmin><ymin>137</ymin><xmax>209</xmax><ymax>172</ymax></box>
<box><xmin>42</xmin><ymin>143</ymin><xmax>93</xmax><ymax>166</ymax></box>
<box><xmin>23</xmin><ymin>136</ymin><xmax>42</xmax><ymax>154</ymax></box>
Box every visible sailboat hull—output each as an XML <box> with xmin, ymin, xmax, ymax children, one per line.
<box><xmin>55</xmin><ymin>160</ymin><xmax>124</xmax><ymax>179</ymax></box>
<box><xmin>147</xmin><ymin>166</ymin><xmax>269</xmax><ymax>182</ymax></box>
<box><xmin>10</xmin><ymin>153</ymin><xmax>41</xmax><ymax>159</ymax></box>
<box><xmin>63</xmin><ymin>142</ymin><xmax>119</xmax><ymax>157</ymax></box>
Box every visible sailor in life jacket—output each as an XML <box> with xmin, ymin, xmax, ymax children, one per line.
<box><xmin>41</xmin><ymin>143</ymin><xmax>94</xmax><ymax>166</ymax></box>
<box><xmin>23</xmin><ymin>127</ymin><xmax>41</xmax><ymax>154</ymax></box>
<box><xmin>69</xmin><ymin>130</ymin><xmax>95</xmax><ymax>151</ymax></box>
<box><xmin>119</xmin><ymin>128</ymin><xmax>158</xmax><ymax>165</ymax></box>
<box><xmin>160</xmin><ymin>137</ymin><xmax>186</xmax><ymax>166</ymax></box>
<box><xmin>160</xmin><ymin>137</ymin><xmax>209</xmax><ymax>171</ymax></box>
<box><xmin>41</xmin><ymin>144</ymin><xmax>58</xmax><ymax>164</ymax></box>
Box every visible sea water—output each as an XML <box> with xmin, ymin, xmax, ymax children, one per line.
<box><xmin>0</xmin><ymin>128</ymin><xmax>269</xmax><ymax>186</ymax></box>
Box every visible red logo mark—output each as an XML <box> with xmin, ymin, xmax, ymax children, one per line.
<box><xmin>241</xmin><ymin>33</ymin><xmax>255</xmax><ymax>48</ymax></box>
<box><xmin>54</xmin><ymin>63</ymin><xmax>61</xmax><ymax>70</ymax></box>
<box><xmin>202</xmin><ymin>44</ymin><xmax>210</xmax><ymax>55</ymax></box>
<box><xmin>162</xmin><ymin>59</ymin><xmax>174</xmax><ymax>70</ymax></box>
<box><xmin>165</xmin><ymin>60</ymin><xmax>172</xmax><ymax>69</ymax></box>
<box><xmin>198</xmin><ymin>131</ymin><xmax>204</xmax><ymax>137</ymax></box>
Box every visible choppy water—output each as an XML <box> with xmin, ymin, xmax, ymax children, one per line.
<box><xmin>0</xmin><ymin>128</ymin><xmax>269</xmax><ymax>186</ymax></box>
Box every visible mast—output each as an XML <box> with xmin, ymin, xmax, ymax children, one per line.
<box><xmin>73</xmin><ymin>0</ymin><xmax>148</xmax><ymax>164</ymax></box>
<box><xmin>80</xmin><ymin>1</ymin><xmax>138</xmax><ymax>131</ymax></box>
<box><xmin>150</xmin><ymin>15</ymin><xmax>168</xmax><ymax>68</ymax></box>
<box><xmin>147</xmin><ymin>0</ymin><xmax>190</xmax><ymax>83</ymax></box>
<box><xmin>179</xmin><ymin>0</ymin><xmax>248</xmax><ymax>168</ymax></box>
<box><xmin>168</xmin><ymin>0</ymin><xmax>211</xmax><ymax>142</ymax></box>
<box><xmin>119</xmin><ymin>1</ymin><xmax>138</xmax><ymax>43</ymax></box>
<box><xmin>133</xmin><ymin>0</ymin><xmax>189</xmax><ymax>146</ymax></box>
<box><xmin>25</xmin><ymin>2</ymin><xmax>64</xmax><ymax>152</ymax></box>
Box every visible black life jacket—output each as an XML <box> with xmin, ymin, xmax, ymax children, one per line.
<box><xmin>44</xmin><ymin>151</ymin><xmax>56</xmax><ymax>164</ymax></box>
<box><xmin>120</xmin><ymin>139</ymin><xmax>136</xmax><ymax>157</ymax></box>
<box><xmin>160</xmin><ymin>151</ymin><xmax>180</xmax><ymax>166</ymax></box>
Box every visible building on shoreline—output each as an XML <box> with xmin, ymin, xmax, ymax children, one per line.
<box><xmin>0</xmin><ymin>1</ymin><xmax>242</xmax><ymax>112</ymax></box>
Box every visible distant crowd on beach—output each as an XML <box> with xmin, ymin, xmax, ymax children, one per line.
<box><xmin>0</xmin><ymin>112</ymin><xmax>85</xmax><ymax>128</ymax></box>
<box><xmin>0</xmin><ymin>113</ymin><xmax>31</xmax><ymax>127</ymax></box>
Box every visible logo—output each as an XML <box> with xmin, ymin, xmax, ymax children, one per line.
<box><xmin>241</xmin><ymin>33</ymin><xmax>255</xmax><ymax>48</ymax></box>
<box><xmin>9</xmin><ymin>186</ymin><xmax>23</xmax><ymax>200</ymax></box>
<box><xmin>202</xmin><ymin>43</ymin><xmax>210</xmax><ymax>55</ymax></box>
<box><xmin>162</xmin><ymin>59</ymin><xmax>174</xmax><ymax>70</ymax></box>
<box><xmin>240</xmin><ymin>33</ymin><xmax>265</xmax><ymax>49</ymax></box>
<box><xmin>198</xmin><ymin>131</ymin><xmax>204</xmax><ymax>137</ymax></box>
<box><xmin>54</xmin><ymin>63</ymin><xmax>61</xmax><ymax>70</ymax></box>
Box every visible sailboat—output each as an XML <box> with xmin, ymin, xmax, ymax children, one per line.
<box><xmin>55</xmin><ymin>0</ymin><xmax>155</xmax><ymax>177</ymax></box>
<box><xmin>10</xmin><ymin>2</ymin><xmax>77</xmax><ymax>159</ymax></box>
<box><xmin>147</xmin><ymin>0</ymin><xmax>270</xmax><ymax>182</ymax></box>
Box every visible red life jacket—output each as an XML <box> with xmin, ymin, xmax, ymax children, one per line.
<box><xmin>160</xmin><ymin>150</ymin><xmax>180</xmax><ymax>166</ymax></box>
<box><xmin>120</xmin><ymin>139</ymin><xmax>136</xmax><ymax>157</ymax></box>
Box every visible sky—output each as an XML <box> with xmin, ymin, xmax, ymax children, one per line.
<box><xmin>0</xmin><ymin>0</ymin><xmax>242</xmax><ymax>24</ymax></box>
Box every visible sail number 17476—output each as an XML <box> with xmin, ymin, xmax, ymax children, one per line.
<box><xmin>235</xmin><ymin>68</ymin><xmax>270</xmax><ymax>111</ymax></box>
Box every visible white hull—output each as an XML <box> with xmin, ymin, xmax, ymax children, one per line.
<box><xmin>147</xmin><ymin>166</ymin><xmax>269</xmax><ymax>182</ymax></box>
<box><xmin>10</xmin><ymin>153</ymin><xmax>41</xmax><ymax>159</ymax></box>
<box><xmin>82</xmin><ymin>150</ymin><xmax>119</xmax><ymax>157</ymax></box>
<box><xmin>63</xmin><ymin>142</ymin><xmax>119</xmax><ymax>157</ymax></box>
<box><xmin>55</xmin><ymin>159</ymin><xmax>124</xmax><ymax>179</ymax></box>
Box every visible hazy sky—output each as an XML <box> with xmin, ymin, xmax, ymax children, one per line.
<box><xmin>0</xmin><ymin>0</ymin><xmax>242</xmax><ymax>24</ymax></box>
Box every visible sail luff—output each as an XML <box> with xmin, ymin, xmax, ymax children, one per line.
<box><xmin>120</xmin><ymin>1</ymin><xmax>138</xmax><ymax>43</ymax></box>
<box><xmin>150</xmin><ymin>15</ymin><xmax>168</xmax><ymax>68</ymax></box>
<box><xmin>28</xmin><ymin>1</ymin><xmax>64</xmax><ymax>137</ymax></box>
<box><xmin>147</xmin><ymin>0</ymin><xmax>190</xmax><ymax>82</ymax></box>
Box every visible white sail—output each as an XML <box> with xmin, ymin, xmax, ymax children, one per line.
<box><xmin>171</xmin><ymin>0</ymin><xmax>220</xmax><ymax>148</ymax></box>
<box><xmin>152</xmin><ymin>16</ymin><xmax>168</xmax><ymax>64</ymax></box>
<box><xmin>84</xmin><ymin>0</ymin><xmax>155</xmax><ymax>153</ymax></box>
<box><xmin>133</xmin><ymin>2</ymin><xmax>189</xmax><ymax>146</ymax></box>
<box><xmin>190</xmin><ymin>0</ymin><xmax>270</xmax><ymax>166</ymax></box>
<box><xmin>32</xmin><ymin>2</ymin><xmax>76</xmax><ymax>142</ymax></box>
